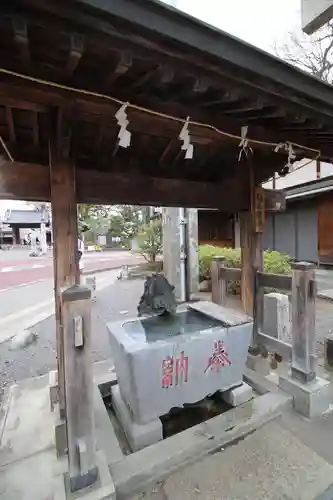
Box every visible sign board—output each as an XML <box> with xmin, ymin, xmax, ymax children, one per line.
<box><xmin>302</xmin><ymin>0</ymin><xmax>333</xmax><ymax>34</ymax></box>
<box><xmin>97</xmin><ymin>235</ymin><xmax>106</xmax><ymax>246</ymax></box>
<box><xmin>253</xmin><ymin>187</ymin><xmax>265</xmax><ymax>233</ymax></box>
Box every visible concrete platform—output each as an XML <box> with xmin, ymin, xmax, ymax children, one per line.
<box><xmin>4</xmin><ymin>359</ymin><xmax>333</xmax><ymax>500</ymax></box>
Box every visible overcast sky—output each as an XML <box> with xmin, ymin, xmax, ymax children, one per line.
<box><xmin>164</xmin><ymin>0</ymin><xmax>301</xmax><ymax>53</ymax></box>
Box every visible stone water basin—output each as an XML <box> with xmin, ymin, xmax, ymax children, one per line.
<box><xmin>107</xmin><ymin>301</ymin><xmax>253</xmax><ymax>424</ymax></box>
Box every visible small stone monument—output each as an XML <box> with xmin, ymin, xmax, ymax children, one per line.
<box><xmin>263</xmin><ymin>292</ymin><xmax>290</xmax><ymax>343</ymax></box>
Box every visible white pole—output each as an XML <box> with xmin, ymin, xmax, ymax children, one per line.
<box><xmin>179</xmin><ymin>207</ymin><xmax>187</xmax><ymax>302</ymax></box>
<box><xmin>40</xmin><ymin>222</ymin><xmax>48</xmax><ymax>254</ymax></box>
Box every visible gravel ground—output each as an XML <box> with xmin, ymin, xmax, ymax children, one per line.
<box><xmin>1</xmin><ymin>279</ymin><xmax>333</xmax><ymax>398</ymax></box>
<box><xmin>0</xmin><ymin>279</ymin><xmax>144</xmax><ymax>398</ymax></box>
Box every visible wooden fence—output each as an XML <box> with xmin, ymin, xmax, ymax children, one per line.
<box><xmin>211</xmin><ymin>257</ymin><xmax>317</xmax><ymax>381</ymax></box>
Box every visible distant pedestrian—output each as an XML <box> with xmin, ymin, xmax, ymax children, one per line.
<box><xmin>78</xmin><ymin>237</ymin><xmax>85</xmax><ymax>273</ymax></box>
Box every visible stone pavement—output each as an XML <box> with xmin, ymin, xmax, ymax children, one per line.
<box><xmin>127</xmin><ymin>420</ymin><xmax>333</xmax><ymax>500</ymax></box>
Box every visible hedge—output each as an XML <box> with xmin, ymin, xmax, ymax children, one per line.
<box><xmin>199</xmin><ymin>245</ymin><xmax>291</xmax><ymax>294</ymax></box>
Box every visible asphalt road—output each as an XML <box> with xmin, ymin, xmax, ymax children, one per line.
<box><xmin>0</xmin><ymin>248</ymin><xmax>142</xmax><ymax>290</ymax></box>
<box><xmin>0</xmin><ymin>277</ymin><xmax>143</xmax><ymax>397</ymax></box>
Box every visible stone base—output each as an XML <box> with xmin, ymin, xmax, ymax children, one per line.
<box><xmin>111</xmin><ymin>385</ymin><xmax>163</xmax><ymax>452</ymax></box>
<box><xmin>221</xmin><ymin>382</ymin><xmax>253</xmax><ymax>407</ymax></box>
<box><xmin>279</xmin><ymin>374</ymin><xmax>330</xmax><ymax>418</ymax></box>
<box><xmin>56</xmin><ymin>451</ymin><xmax>116</xmax><ymax>500</ymax></box>
<box><xmin>246</xmin><ymin>354</ymin><xmax>270</xmax><ymax>376</ymax></box>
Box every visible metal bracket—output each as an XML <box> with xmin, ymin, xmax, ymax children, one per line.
<box><xmin>309</xmin><ymin>279</ymin><xmax>317</xmax><ymax>298</ymax></box>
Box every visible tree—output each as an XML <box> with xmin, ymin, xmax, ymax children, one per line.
<box><xmin>137</xmin><ymin>218</ymin><xmax>162</xmax><ymax>263</ymax></box>
<box><xmin>275</xmin><ymin>22</ymin><xmax>333</xmax><ymax>83</ymax></box>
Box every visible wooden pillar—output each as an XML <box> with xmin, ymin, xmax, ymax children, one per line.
<box><xmin>62</xmin><ymin>285</ymin><xmax>97</xmax><ymax>491</ymax></box>
<box><xmin>240</xmin><ymin>212</ymin><xmax>263</xmax><ymax>317</ymax></box>
<box><xmin>50</xmin><ymin>109</ymin><xmax>79</xmax><ymax>416</ymax></box>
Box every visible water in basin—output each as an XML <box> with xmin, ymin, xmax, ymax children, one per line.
<box><xmin>123</xmin><ymin>309</ymin><xmax>223</xmax><ymax>343</ymax></box>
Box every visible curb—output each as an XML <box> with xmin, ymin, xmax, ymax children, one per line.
<box><xmin>82</xmin><ymin>266</ymin><xmax>121</xmax><ymax>276</ymax></box>
<box><xmin>317</xmin><ymin>292</ymin><xmax>333</xmax><ymax>302</ymax></box>
<box><xmin>82</xmin><ymin>263</ymin><xmax>140</xmax><ymax>276</ymax></box>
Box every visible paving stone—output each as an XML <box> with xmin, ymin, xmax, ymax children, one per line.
<box><xmin>163</xmin><ymin>420</ymin><xmax>333</xmax><ymax>500</ymax></box>
<box><xmin>127</xmin><ymin>482</ymin><xmax>167</xmax><ymax>500</ymax></box>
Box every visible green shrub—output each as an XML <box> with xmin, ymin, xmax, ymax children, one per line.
<box><xmin>199</xmin><ymin>245</ymin><xmax>291</xmax><ymax>295</ymax></box>
<box><xmin>137</xmin><ymin>219</ymin><xmax>162</xmax><ymax>264</ymax></box>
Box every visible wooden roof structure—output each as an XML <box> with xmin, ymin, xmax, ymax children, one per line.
<box><xmin>0</xmin><ymin>0</ymin><xmax>333</xmax><ymax>210</ymax></box>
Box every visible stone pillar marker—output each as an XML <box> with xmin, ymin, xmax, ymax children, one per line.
<box><xmin>290</xmin><ymin>261</ymin><xmax>316</xmax><ymax>383</ymax></box>
<box><xmin>279</xmin><ymin>261</ymin><xmax>330</xmax><ymax>418</ymax></box>
<box><xmin>263</xmin><ymin>292</ymin><xmax>290</xmax><ymax>342</ymax></box>
<box><xmin>211</xmin><ymin>256</ymin><xmax>227</xmax><ymax>306</ymax></box>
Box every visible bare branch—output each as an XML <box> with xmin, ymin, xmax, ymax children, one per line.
<box><xmin>275</xmin><ymin>23</ymin><xmax>333</xmax><ymax>84</ymax></box>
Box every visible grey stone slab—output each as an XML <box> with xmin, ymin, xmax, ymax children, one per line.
<box><xmin>112</xmin><ymin>385</ymin><xmax>162</xmax><ymax>452</ymax></box>
<box><xmin>93</xmin><ymin>385</ymin><xmax>124</xmax><ymax>465</ymax></box>
<box><xmin>221</xmin><ymin>382</ymin><xmax>253</xmax><ymax>406</ymax></box>
<box><xmin>188</xmin><ymin>301</ymin><xmax>252</xmax><ymax>326</ymax></box>
<box><xmin>0</xmin><ymin>380</ymin><xmax>55</xmax><ymax>467</ymax></box>
<box><xmin>163</xmin><ymin>420</ymin><xmax>333</xmax><ymax>500</ymax></box>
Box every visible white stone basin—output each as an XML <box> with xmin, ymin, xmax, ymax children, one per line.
<box><xmin>107</xmin><ymin>302</ymin><xmax>253</xmax><ymax>424</ymax></box>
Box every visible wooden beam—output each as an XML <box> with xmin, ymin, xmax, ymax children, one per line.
<box><xmin>12</xmin><ymin>17</ymin><xmax>30</xmax><ymax>68</ymax></box>
<box><xmin>66</xmin><ymin>33</ymin><xmax>84</xmax><ymax>77</ymax></box>
<box><xmin>5</xmin><ymin>107</ymin><xmax>16</xmax><ymax>144</ymax></box>
<box><xmin>0</xmin><ymin>161</ymin><xmax>249</xmax><ymax>210</ymax></box>
<box><xmin>49</xmin><ymin>109</ymin><xmax>79</xmax><ymax>418</ymax></box>
<box><xmin>0</xmin><ymin>161</ymin><xmax>49</xmax><ymax>201</ymax></box>
<box><xmin>32</xmin><ymin>112</ymin><xmax>39</xmax><ymax>149</ymax></box>
<box><xmin>159</xmin><ymin>139</ymin><xmax>178</xmax><ymax>166</ymax></box>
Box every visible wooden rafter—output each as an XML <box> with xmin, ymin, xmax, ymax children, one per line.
<box><xmin>107</xmin><ymin>51</ymin><xmax>132</xmax><ymax>85</ymax></box>
<box><xmin>66</xmin><ymin>33</ymin><xmax>84</xmax><ymax>77</ymax></box>
<box><xmin>12</xmin><ymin>17</ymin><xmax>30</xmax><ymax>68</ymax></box>
<box><xmin>5</xmin><ymin>107</ymin><xmax>16</xmax><ymax>144</ymax></box>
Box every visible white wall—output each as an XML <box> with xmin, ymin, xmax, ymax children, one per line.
<box><xmin>263</xmin><ymin>160</ymin><xmax>333</xmax><ymax>190</ymax></box>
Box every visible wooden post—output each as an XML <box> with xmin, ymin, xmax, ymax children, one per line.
<box><xmin>291</xmin><ymin>262</ymin><xmax>317</xmax><ymax>383</ymax></box>
<box><xmin>50</xmin><ymin>109</ymin><xmax>79</xmax><ymax>417</ymax></box>
<box><xmin>240</xmin><ymin>212</ymin><xmax>263</xmax><ymax>315</ymax></box>
<box><xmin>211</xmin><ymin>256</ymin><xmax>227</xmax><ymax>306</ymax></box>
<box><xmin>62</xmin><ymin>285</ymin><xmax>98</xmax><ymax>492</ymax></box>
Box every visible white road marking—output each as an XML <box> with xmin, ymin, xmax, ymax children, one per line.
<box><xmin>0</xmin><ymin>267</ymin><xmax>14</xmax><ymax>273</ymax></box>
<box><xmin>0</xmin><ymin>280</ymin><xmax>47</xmax><ymax>294</ymax></box>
